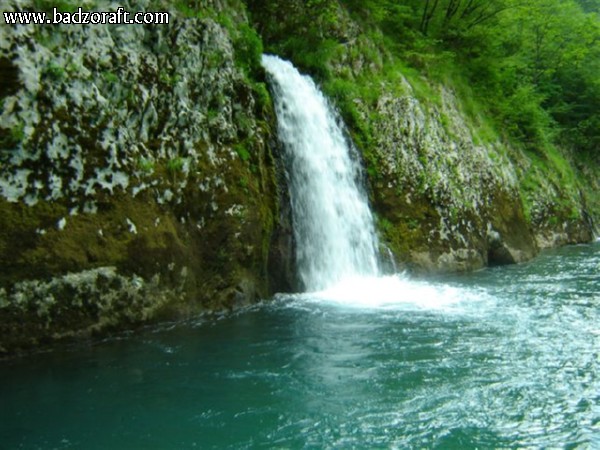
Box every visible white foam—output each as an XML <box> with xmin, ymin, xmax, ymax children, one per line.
<box><xmin>289</xmin><ymin>273</ymin><xmax>485</xmax><ymax>312</ymax></box>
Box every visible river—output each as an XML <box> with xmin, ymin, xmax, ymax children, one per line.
<box><xmin>0</xmin><ymin>242</ymin><xmax>598</xmax><ymax>449</ymax></box>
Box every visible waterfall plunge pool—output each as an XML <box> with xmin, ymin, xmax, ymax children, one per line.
<box><xmin>1</xmin><ymin>242</ymin><xmax>599</xmax><ymax>449</ymax></box>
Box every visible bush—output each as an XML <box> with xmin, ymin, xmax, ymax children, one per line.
<box><xmin>233</xmin><ymin>24</ymin><xmax>264</xmax><ymax>78</ymax></box>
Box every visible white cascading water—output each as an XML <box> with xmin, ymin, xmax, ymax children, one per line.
<box><xmin>263</xmin><ymin>55</ymin><xmax>478</xmax><ymax>312</ymax></box>
<box><xmin>262</xmin><ymin>54</ymin><xmax>380</xmax><ymax>291</ymax></box>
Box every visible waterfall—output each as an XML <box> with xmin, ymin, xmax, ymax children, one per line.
<box><xmin>262</xmin><ymin>54</ymin><xmax>380</xmax><ymax>291</ymax></box>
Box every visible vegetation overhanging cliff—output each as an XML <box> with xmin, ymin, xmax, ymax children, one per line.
<box><xmin>0</xmin><ymin>0</ymin><xmax>598</xmax><ymax>353</ymax></box>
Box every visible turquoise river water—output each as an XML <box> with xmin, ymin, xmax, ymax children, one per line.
<box><xmin>1</xmin><ymin>242</ymin><xmax>599</xmax><ymax>449</ymax></box>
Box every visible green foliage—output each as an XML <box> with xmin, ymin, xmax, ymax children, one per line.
<box><xmin>544</xmin><ymin>145</ymin><xmax>578</xmax><ymax>188</ymax></box>
<box><xmin>306</xmin><ymin>0</ymin><xmax>339</xmax><ymax>28</ymax></box>
<box><xmin>234</xmin><ymin>145</ymin><xmax>251</xmax><ymax>162</ymax></box>
<box><xmin>323</xmin><ymin>78</ymin><xmax>376</xmax><ymax>157</ymax></box>
<box><xmin>167</xmin><ymin>157</ymin><xmax>185</xmax><ymax>175</ymax></box>
<box><xmin>172</xmin><ymin>0</ymin><xmax>210</xmax><ymax>18</ymax></box>
<box><xmin>238</xmin><ymin>176</ymin><xmax>249</xmax><ymax>192</ymax></box>
<box><xmin>0</xmin><ymin>122</ymin><xmax>25</xmax><ymax>153</ymax></box>
<box><xmin>496</xmin><ymin>84</ymin><xmax>554</xmax><ymax>149</ymax></box>
<box><xmin>167</xmin><ymin>157</ymin><xmax>184</xmax><ymax>172</ymax></box>
<box><xmin>276</xmin><ymin>36</ymin><xmax>341</xmax><ymax>82</ymax></box>
<box><xmin>33</xmin><ymin>0</ymin><xmax>80</xmax><ymax>13</ymax></box>
<box><xmin>247</xmin><ymin>0</ymin><xmax>346</xmax><ymax>82</ymax></box>
<box><xmin>44</xmin><ymin>62</ymin><xmax>66</xmax><ymax>80</ymax></box>
<box><xmin>378</xmin><ymin>216</ymin><xmax>394</xmax><ymax>233</ymax></box>
<box><xmin>339</xmin><ymin>0</ymin><xmax>600</xmax><ymax>158</ymax></box>
<box><xmin>233</xmin><ymin>24</ymin><xmax>264</xmax><ymax>78</ymax></box>
<box><xmin>136</xmin><ymin>157</ymin><xmax>155</xmax><ymax>174</ymax></box>
<box><xmin>159</xmin><ymin>71</ymin><xmax>181</xmax><ymax>86</ymax></box>
<box><xmin>102</xmin><ymin>71</ymin><xmax>119</xmax><ymax>84</ymax></box>
<box><xmin>252</xmin><ymin>82</ymin><xmax>272</xmax><ymax>116</ymax></box>
<box><xmin>397</xmin><ymin>63</ymin><xmax>442</xmax><ymax>106</ymax></box>
<box><xmin>10</xmin><ymin>122</ymin><xmax>25</xmax><ymax>144</ymax></box>
<box><xmin>518</xmin><ymin>139</ymin><xmax>581</xmax><ymax>224</ymax></box>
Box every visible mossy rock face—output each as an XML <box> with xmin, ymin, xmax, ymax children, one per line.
<box><xmin>0</xmin><ymin>267</ymin><xmax>175</xmax><ymax>353</ymax></box>
<box><xmin>531</xmin><ymin>204</ymin><xmax>594</xmax><ymax>249</ymax></box>
<box><xmin>0</xmin><ymin>184</ymin><xmax>276</xmax><ymax>353</ymax></box>
<box><xmin>486</xmin><ymin>189</ymin><xmax>537</xmax><ymax>265</ymax></box>
<box><xmin>0</xmin><ymin>3</ymin><xmax>294</xmax><ymax>355</ymax></box>
<box><xmin>373</xmin><ymin>182</ymin><xmax>488</xmax><ymax>273</ymax></box>
<box><xmin>358</xmin><ymin>85</ymin><xmax>538</xmax><ymax>273</ymax></box>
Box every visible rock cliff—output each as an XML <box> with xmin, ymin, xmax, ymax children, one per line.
<box><xmin>0</xmin><ymin>1</ymin><xmax>292</xmax><ymax>353</ymax></box>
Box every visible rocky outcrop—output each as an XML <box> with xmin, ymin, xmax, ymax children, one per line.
<box><xmin>0</xmin><ymin>2</ymin><xmax>292</xmax><ymax>353</ymax></box>
<box><xmin>366</xmin><ymin>85</ymin><xmax>593</xmax><ymax>271</ymax></box>
<box><xmin>359</xmin><ymin>85</ymin><xmax>540</xmax><ymax>271</ymax></box>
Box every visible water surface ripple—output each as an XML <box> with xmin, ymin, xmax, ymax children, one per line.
<box><xmin>1</xmin><ymin>243</ymin><xmax>599</xmax><ymax>449</ymax></box>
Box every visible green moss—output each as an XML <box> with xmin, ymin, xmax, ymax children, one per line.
<box><xmin>545</xmin><ymin>145</ymin><xmax>577</xmax><ymax>189</ymax></box>
<box><xmin>517</xmin><ymin>146</ymin><xmax>585</xmax><ymax>229</ymax></box>
<box><xmin>397</xmin><ymin>63</ymin><xmax>441</xmax><ymax>107</ymax></box>
<box><xmin>234</xmin><ymin>145</ymin><xmax>251</xmax><ymax>162</ymax></box>
<box><xmin>102</xmin><ymin>71</ymin><xmax>119</xmax><ymax>84</ymax></box>
<box><xmin>44</xmin><ymin>62</ymin><xmax>66</xmax><ymax>81</ymax></box>
<box><xmin>159</xmin><ymin>71</ymin><xmax>182</xmax><ymax>86</ymax></box>
<box><xmin>172</xmin><ymin>0</ymin><xmax>212</xmax><ymax>18</ymax></box>
<box><xmin>0</xmin><ymin>194</ymin><xmax>189</xmax><ymax>290</ymax></box>
<box><xmin>0</xmin><ymin>121</ymin><xmax>25</xmax><ymax>151</ymax></box>
<box><xmin>166</xmin><ymin>157</ymin><xmax>185</xmax><ymax>173</ymax></box>
<box><xmin>0</xmin><ymin>199</ymin><xmax>67</xmax><ymax>286</ymax></box>
<box><xmin>33</xmin><ymin>0</ymin><xmax>81</xmax><ymax>13</ymax></box>
<box><xmin>136</xmin><ymin>157</ymin><xmax>155</xmax><ymax>174</ymax></box>
<box><xmin>372</xmin><ymin>182</ymin><xmax>442</xmax><ymax>265</ymax></box>
<box><xmin>233</xmin><ymin>23</ymin><xmax>264</xmax><ymax>78</ymax></box>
